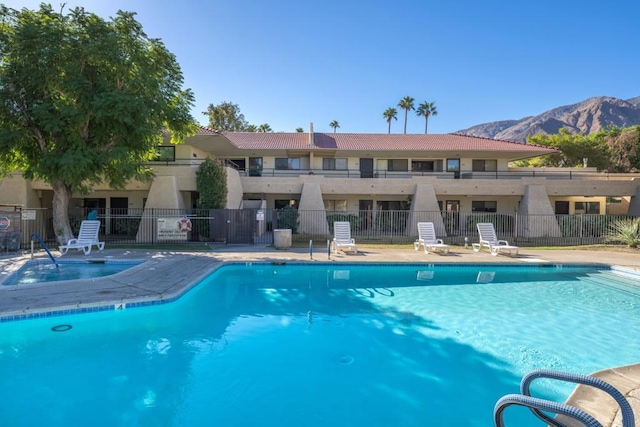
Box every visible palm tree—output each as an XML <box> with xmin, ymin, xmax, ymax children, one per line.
<box><xmin>382</xmin><ymin>107</ymin><xmax>398</xmax><ymax>134</ymax></box>
<box><xmin>257</xmin><ymin>123</ymin><xmax>272</xmax><ymax>132</ymax></box>
<box><xmin>416</xmin><ymin>101</ymin><xmax>438</xmax><ymax>134</ymax></box>
<box><xmin>329</xmin><ymin>120</ymin><xmax>340</xmax><ymax>133</ymax></box>
<box><xmin>246</xmin><ymin>124</ymin><xmax>258</xmax><ymax>132</ymax></box>
<box><xmin>296</xmin><ymin>127</ymin><xmax>304</xmax><ymax>132</ymax></box>
<box><xmin>397</xmin><ymin>96</ymin><xmax>415</xmax><ymax>134</ymax></box>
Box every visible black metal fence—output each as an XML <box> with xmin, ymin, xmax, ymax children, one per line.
<box><xmin>4</xmin><ymin>207</ymin><xmax>636</xmax><ymax>252</ymax></box>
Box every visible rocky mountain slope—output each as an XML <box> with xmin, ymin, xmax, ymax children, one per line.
<box><xmin>456</xmin><ymin>96</ymin><xmax>640</xmax><ymax>142</ymax></box>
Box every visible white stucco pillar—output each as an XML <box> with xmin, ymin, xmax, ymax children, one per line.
<box><xmin>517</xmin><ymin>184</ymin><xmax>562</xmax><ymax>237</ymax></box>
<box><xmin>135</xmin><ymin>176</ymin><xmax>186</xmax><ymax>242</ymax></box>
<box><xmin>407</xmin><ymin>183</ymin><xmax>446</xmax><ymax>236</ymax></box>
<box><xmin>297</xmin><ymin>182</ymin><xmax>329</xmax><ymax>235</ymax></box>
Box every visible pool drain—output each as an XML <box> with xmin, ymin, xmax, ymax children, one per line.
<box><xmin>333</xmin><ymin>355</ymin><xmax>354</xmax><ymax>365</ymax></box>
<box><xmin>51</xmin><ymin>324</ymin><xmax>72</xmax><ymax>332</ymax></box>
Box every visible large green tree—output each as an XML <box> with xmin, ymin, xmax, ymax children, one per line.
<box><xmin>382</xmin><ymin>107</ymin><xmax>397</xmax><ymax>134</ymax></box>
<box><xmin>203</xmin><ymin>101</ymin><xmax>248</xmax><ymax>131</ymax></box>
<box><xmin>0</xmin><ymin>4</ymin><xmax>197</xmax><ymax>244</ymax></box>
<box><xmin>600</xmin><ymin>125</ymin><xmax>640</xmax><ymax>172</ymax></box>
<box><xmin>397</xmin><ymin>96</ymin><xmax>415</xmax><ymax>134</ymax></box>
<box><xmin>416</xmin><ymin>101</ymin><xmax>438</xmax><ymax>134</ymax></box>
<box><xmin>523</xmin><ymin>128</ymin><xmax>609</xmax><ymax>169</ymax></box>
<box><xmin>329</xmin><ymin>120</ymin><xmax>340</xmax><ymax>133</ymax></box>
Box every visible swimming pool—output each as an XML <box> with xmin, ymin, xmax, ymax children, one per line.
<box><xmin>1</xmin><ymin>259</ymin><xmax>144</xmax><ymax>286</ymax></box>
<box><xmin>0</xmin><ymin>263</ymin><xmax>638</xmax><ymax>426</ymax></box>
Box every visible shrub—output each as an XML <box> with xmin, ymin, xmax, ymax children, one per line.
<box><xmin>376</xmin><ymin>210</ymin><xmax>409</xmax><ymax>233</ymax></box>
<box><xmin>326</xmin><ymin>213</ymin><xmax>363</xmax><ymax>232</ymax></box>
<box><xmin>277</xmin><ymin>206</ymin><xmax>299</xmax><ymax>233</ymax></box>
<box><xmin>196</xmin><ymin>158</ymin><xmax>227</xmax><ymax>240</ymax></box>
<box><xmin>196</xmin><ymin>158</ymin><xmax>227</xmax><ymax>209</ymax></box>
<box><xmin>604</xmin><ymin>218</ymin><xmax>640</xmax><ymax>248</ymax></box>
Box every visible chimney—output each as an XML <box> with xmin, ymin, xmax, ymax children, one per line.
<box><xmin>308</xmin><ymin>122</ymin><xmax>315</xmax><ymax>146</ymax></box>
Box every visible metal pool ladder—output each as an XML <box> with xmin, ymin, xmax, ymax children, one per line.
<box><xmin>494</xmin><ymin>368</ymin><xmax>635</xmax><ymax>427</ymax></box>
<box><xmin>30</xmin><ymin>232</ymin><xmax>59</xmax><ymax>269</ymax></box>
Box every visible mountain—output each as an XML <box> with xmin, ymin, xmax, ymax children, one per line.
<box><xmin>456</xmin><ymin>96</ymin><xmax>640</xmax><ymax>142</ymax></box>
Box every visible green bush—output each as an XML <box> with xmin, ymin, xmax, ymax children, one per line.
<box><xmin>277</xmin><ymin>206</ymin><xmax>299</xmax><ymax>233</ymax></box>
<box><xmin>196</xmin><ymin>158</ymin><xmax>227</xmax><ymax>240</ymax></box>
<box><xmin>557</xmin><ymin>215</ymin><xmax>617</xmax><ymax>238</ymax></box>
<box><xmin>604</xmin><ymin>218</ymin><xmax>640</xmax><ymax>247</ymax></box>
<box><xmin>376</xmin><ymin>210</ymin><xmax>409</xmax><ymax>233</ymax></box>
<box><xmin>327</xmin><ymin>213</ymin><xmax>363</xmax><ymax>232</ymax></box>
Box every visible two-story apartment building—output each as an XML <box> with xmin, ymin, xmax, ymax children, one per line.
<box><xmin>2</xmin><ymin>126</ymin><xmax>640</xmax><ymax>243</ymax></box>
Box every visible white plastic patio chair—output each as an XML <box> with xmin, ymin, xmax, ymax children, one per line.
<box><xmin>472</xmin><ymin>222</ymin><xmax>519</xmax><ymax>257</ymax></box>
<box><xmin>332</xmin><ymin>221</ymin><xmax>358</xmax><ymax>254</ymax></box>
<box><xmin>59</xmin><ymin>220</ymin><xmax>105</xmax><ymax>255</ymax></box>
<box><xmin>414</xmin><ymin>222</ymin><xmax>450</xmax><ymax>255</ymax></box>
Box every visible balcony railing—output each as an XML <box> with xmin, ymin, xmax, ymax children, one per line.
<box><xmin>148</xmin><ymin>160</ymin><xmax>638</xmax><ymax>180</ymax></box>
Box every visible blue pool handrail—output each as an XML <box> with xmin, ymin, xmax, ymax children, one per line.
<box><xmin>520</xmin><ymin>369</ymin><xmax>634</xmax><ymax>427</ymax></box>
<box><xmin>30</xmin><ymin>232</ymin><xmax>59</xmax><ymax>269</ymax></box>
<box><xmin>494</xmin><ymin>394</ymin><xmax>601</xmax><ymax>427</ymax></box>
<box><xmin>494</xmin><ymin>368</ymin><xmax>634</xmax><ymax>427</ymax></box>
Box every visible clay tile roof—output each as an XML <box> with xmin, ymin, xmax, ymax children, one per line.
<box><xmin>217</xmin><ymin>131</ymin><xmax>558</xmax><ymax>153</ymax></box>
<box><xmin>220</xmin><ymin>131</ymin><xmax>309</xmax><ymax>148</ymax></box>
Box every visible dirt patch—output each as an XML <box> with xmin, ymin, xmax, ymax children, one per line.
<box><xmin>578</xmin><ymin>245</ymin><xmax>640</xmax><ymax>253</ymax></box>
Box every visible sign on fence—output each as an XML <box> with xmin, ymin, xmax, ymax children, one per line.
<box><xmin>256</xmin><ymin>210</ymin><xmax>264</xmax><ymax>221</ymax></box>
<box><xmin>21</xmin><ymin>210</ymin><xmax>36</xmax><ymax>220</ymax></box>
<box><xmin>157</xmin><ymin>218</ymin><xmax>188</xmax><ymax>241</ymax></box>
<box><xmin>0</xmin><ymin>217</ymin><xmax>10</xmax><ymax>230</ymax></box>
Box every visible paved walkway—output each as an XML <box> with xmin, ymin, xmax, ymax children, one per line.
<box><xmin>1</xmin><ymin>244</ymin><xmax>640</xmax><ymax>426</ymax></box>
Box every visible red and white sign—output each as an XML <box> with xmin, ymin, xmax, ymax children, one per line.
<box><xmin>0</xmin><ymin>217</ymin><xmax>10</xmax><ymax>230</ymax></box>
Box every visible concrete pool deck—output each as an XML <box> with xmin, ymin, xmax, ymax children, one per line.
<box><xmin>1</xmin><ymin>244</ymin><xmax>639</xmax><ymax>425</ymax></box>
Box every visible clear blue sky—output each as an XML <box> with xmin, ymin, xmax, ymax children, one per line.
<box><xmin>5</xmin><ymin>0</ymin><xmax>640</xmax><ymax>134</ymax></box>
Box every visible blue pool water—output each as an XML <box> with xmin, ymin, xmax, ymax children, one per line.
<box><xmin>0</xmin><ymin>263</ymin><xmax>639</xmax><ymax>426</ymax></box>
<box><xmin>1</xmin><ymin>260</ymin><xmax>143</xmax><ymax>286</ymax></box>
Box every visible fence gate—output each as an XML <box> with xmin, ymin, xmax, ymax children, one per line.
<box><xmin>210</xmin><ymin>209</ymin><xmax>256</xmax><ymax>244</ymax></box>
<box><xmin>227</xmin><ymin>209</ymin><xmax>255</xmax><ymax>244</ymax></box>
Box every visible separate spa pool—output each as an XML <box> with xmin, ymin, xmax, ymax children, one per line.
<box><xmin>0</xmin><ymin>263</ymin><xmax>639</xmax><ymax>426</ymax></box>
<box><xmin>1</xmin><ymin>259</ymin><xmax>144</xmax><ymax>286</ymax></box>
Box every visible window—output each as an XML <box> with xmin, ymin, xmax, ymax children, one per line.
<box><xmin>324</xmin><ymin>200</ymin><xmax>347</xmax><ymax>211</ymax></box>
<box><xmin>446</xmin><ymin>159</ymin><xmax>460</xmax><ymax>172</ymax></box>
<box><xmin>387</xmin><ymin>159</ymin><xmax>408</xmax><ymax>171</ymax></box>
<box><xmin>249</xmin><ymin>157</ymin><xmax>263</xmax><ymax>176</ymax></box>
<box><xmin>411</xmin><ymin>161</ymin><xmax>434</xmax><ymax>172</ymax></box>
<box><xmin>472</xmin><ymin>159</ymin><xmax>497</xmax><ymax>172</ymax></box>
<box><xmin>275</xmin><ymin>158</ymin><xmax>300</xmax><ymax>170</ymax></box>
<box><xmin>575</xmin><ymin>202</ymin><xmax>600</xmax><ymax>214</ymax></box>
<box><xmin>154</xmin><ymin>146</ymin><xmax>175</xmax><ymax>162</ymax></box>
<box><xmin>323</xmin><ymin>158</ymin><xmax>348</xmax><ymax>170</ymax></box>
<box><xmin>275</xmin><ymin>199</ymin><xmax>298</xmax><ymax>209</ymax></box>
<box><xmin>472</xmin><ymin>201</ymin><xmax>497</xmax><ymax>212</ymax></box>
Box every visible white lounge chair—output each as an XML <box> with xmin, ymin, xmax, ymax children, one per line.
<box><xmin>59</xmin><ymin>220</ymin><xmax>105</xmax><ymax>255</ymax></box>
<box><xmin>414</xmin><ymin>222</ymin><xmax>450</xmax><ymax>255</ymax></box>
<box><xmin>332</xmin><ymin>221</ymin><xmax>358</xmax><ymax>254</ymax></box>
<box><xmin>472</xmin><ymin>222</ymin><xmax>519</xmax><ymax>257</ymax></box>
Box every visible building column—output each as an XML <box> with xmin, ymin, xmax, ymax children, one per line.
<box><xmin>225</xmin><ymin>166</ymin><xmax>244</xmax><ymax>209</ymax></box>
<box><xmin>627</xmin><ymin>184</ymin><xmax>640</xmax><ymax>216</ymax></box>
<box><xmin>297</xmin><ymin>182</ymin><xmax>329</xmax><ymax>235</ymax></box>
<box><xmin>407</xmin><ymin>183</ymin><xmax>446</xmax><ymax>236</ymax></box>
<box><xmin>517</xmin><ymin>184</ymin><xmax>562</xmax><ymax>237</ymax></box>
<box><xmin>136</xmin><ymin>176</ymin><xmax>186</xmax><ymax>243</ymax></box>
